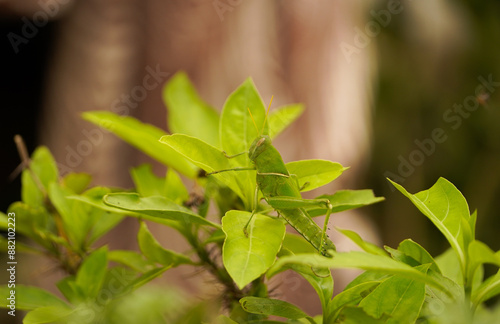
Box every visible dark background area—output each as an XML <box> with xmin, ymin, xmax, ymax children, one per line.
<box><xmin>363</xmin><ymin>1</ymin><xmax>500</xmax><ymax>256</ymax></box>
<box><xmin>1</xmin><ymin>18</ymin><xmax>55</xmax><ymax>216</ymax></box>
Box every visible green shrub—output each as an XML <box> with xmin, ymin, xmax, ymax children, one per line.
<box><xmin>2</xmin><ymin>72</ymin><xmax>499</xmax><ymax>323</ymax></box>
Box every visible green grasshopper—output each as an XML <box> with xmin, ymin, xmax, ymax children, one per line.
<box><xmin>209</xmin><ymin>98</ymin><xmax>336</xmax><ymax>256</ymax></box>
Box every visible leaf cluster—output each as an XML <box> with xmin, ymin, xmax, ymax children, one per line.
<box><xmin>2</xmin><ymin>72</ymin><xmax>500</xmax><ymax>323</ymax></box>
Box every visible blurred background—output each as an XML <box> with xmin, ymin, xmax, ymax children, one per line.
<box><xmin>1</xmin><ymin>0</ymin><xmax>500</xmax><ymax>319</ymax></box>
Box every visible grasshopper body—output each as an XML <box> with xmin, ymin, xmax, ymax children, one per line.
<box><xmin>248</xmin><ymin>135</ymin><xmax>336</xmax><ymax>256</ymax></box>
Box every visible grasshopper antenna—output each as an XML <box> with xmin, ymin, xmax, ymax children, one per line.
<box><xmin>261</xmin><ymin>95</ymin><xmax>273</xmax><ymax>135</ymax></box>
<box><xmin>247</xmin><ymin>107</ymin><xmax>260</xmax><ymax>134</ymax></box>
<box><xmin>247</xmin><ymin>95</ymin><xmax>274</xmax><ymax>136</ymax></box>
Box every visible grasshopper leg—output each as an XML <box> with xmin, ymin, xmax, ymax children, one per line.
<box><xmin>243</xmin><ymin>186</ymin><xmax>260</xmax><ymax>237</ymax></box>
<box><xmin>320</xmin><ymin>201</ymin><xmax>334</xmax><ymax>256</ymax></box>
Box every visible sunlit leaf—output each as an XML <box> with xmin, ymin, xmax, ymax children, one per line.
<box><xmin>337</xmin><ymin>227</ymin><xmax>387</xmax><ymax>256</ymax></box>
<box><xmin>326</xmin><ymin>282</ymin><xmax>380</xmax><ymax>323</ymax></box>
<box><xmin>240</xmin><ymin>297</ymin><xmax>310</xmax><ymax>320</ymax></box>
<box><xmin>163</xmin><ymin>71</ymin><xmax>220</xmax><ymax>147</ymax></box>
<box><xmin>61</xmin><ymin>173</ymin><xmax>91</xmax><ymax>194</ymax></box>
<box><xmin>29</xmin><ymin>146</ymin><xmax>59</xmax><ymax>190</ymax></box>
<box><xmin>160</xmin><ymin>134</ymin><xmax>253</xmax><ymax>207</ymax></box>
<box><xmin>131</xmin><ymin>164</ymin><xmax>166</xmax><ymax>197</ymax></box>
<box><xmin>220</xmin><ymin>78</ymin><xmax>268</xmax><ymax>156</ymax></box>
<box><xmin>0</xmin><ymin>285</ymin><xmax>69</xmax><ymax>311</ymax></box>
<box><xmin>75</xmin><ymin>246</ymin><xmax>108</xmax><ymax>299</ymax></box>
<box><xmin>268</xmin><ymin>252</ymin><xmax>450</xmax><ymax>295</ymax></box>
<box><xmin>336</xmin><ymin>306</ymin><xmax>389</xmax><ymax>324</ymax></box>
<box><xmin>108</xmin><ymin>250</ymin><xmax>156</xmax><ymax>273</ymax></box>
<box><xmin>164</xmin><ymin>168</ymin><xmax>189</xmax><ymax>204</ymax></box>
<box><xmin>307</xmin><ymin>190</ymin><xmax>384</xmax><ymax>216</ymax></box>
<box><xmin>281</xmin><ymin>233</ymin><xmax>317</xmax><ymax>255</ymax></box>
<box><xmin>82</xmin><ymin>111</ymin><xmax>197</xmax><ymax>177</ymax></box>
<box><xmin>285</xmin><ymin>160</ymin><xmax>347</xmax><ymax>192</ymax></box>
<box><xmin>358</xmin><ymin>265</ymin><xmax>427</xmax><ymax>323</ymax></box>
<box><xmin>104</xmin><ymin>193</ymin><xmax>219</xmax><ymax>228</ymax></box>
<box><xmin>48</xmin><ymin>182</ymin><xmax>88</xmax><ymax>249</ymax></box>
<box><xmin>222</xmin><ymin>211</ymin><xmax>285</xmax><ymax>289</ymax></box>
<box><xmin>472</xmin><ymin>269</ymin><xmax>500</xmax><ymax>305</ymax></box>
<box><xmin>138</xmin><ymin>222</ymin><xmax>193</xmax><ymax>266</ymax></box>
<box><xmin>23</xmin><ymin>305</ymin><xmax>74</xmax><ymax>324</ymax></box>
<box><xmin>268</xmin><ymin>104</ymin><xmax>304</xmax><ymax>139</ymax></box>
<box><xmin>389</xmin><ymin>178</ymin><xmax>471</xmax><ymax>275</ymax></box>
<box><xmin>384</xmin><ymin>239</ymin><xmax>440</xmax><ymax>274</ymax></box>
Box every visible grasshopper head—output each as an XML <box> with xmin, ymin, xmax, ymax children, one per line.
<box><xmin>248</xmin><ymin>135</ymin><xmax>271</xmax><ymax>162</ymax></box>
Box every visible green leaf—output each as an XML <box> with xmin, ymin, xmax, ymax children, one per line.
<box><xmin>240</xmin><ymin>297</ymin><xmax>310</xmax><ymax>320</ymax></box>
<box><xmin>281</xmin><ymin>233</ymin><xmax>317</xmax><ymax>255</ymax></box>
<box><xmin>469</xmin><ymin>210</ymin><xmax>477</xmax><ymax>242</ymax></box>
<box><xmin>472</xmin><ymin>269</ymin><xmax>500</xmax><ymax>305</ymax></box>
<box><xmin>131</xmin><ymin>164</ymin><xmax>166</xmax><ymax>197</ymax></box>
<box><xmin>389</xmin><ymin>178</ymin><xmax>471</xmax><ymax>275</ymax></box>
<box><xmin>467</xmin><ymin>240</ymin><xmax>500</xmax><ymax>289</ymax></box>
<box><xmin>0</xmin><ymin>285</ymin><xmax>69</xmax><ymax>311</ymax></box>
<box><xmin>222</xmin><ymin>211</ymin><xmax>285</xmax><ymax>289</ymax></box>
<box><xmin>48</xmin><ymin>182</ymin><xmax>88</xmax><ymax>249</ymax></box>
<box><xmin>61</xmin><ymin>173</ymin><xmax>92</xmax><ymax>194</ymax></box>
<box><xmin>51</xmin><ymin>183</ymin><xmax>120</xmax><ymax>249</ymax></box>
<box><xmin>204</xmin><ymin>228</ymin><xmax>226</xmax><ymax>245</ymax></box>
<box><xmin>395</xmin><ymin>239</ymin><xmax>440</xmax><ymax>273</ymax></box>
<box><xmin>6</xmin><ymin>202</ymin><xmax>53</xmax><ymax>249</ymax></box>
<box><xmin>160</xmin><ymin>134</ymin><xmax>231</xmax><ymax>173</ymax></box>
<box><xmin>75</xmin><ymin>246</ymin><xmax>108</xmax><ymax>299</ymax></box>
<box><xmin>385</xmin><ymin>239</ymin><xmax>440</xmax><ymax>274</ymax></box>
<box><xmin>336</xmin><ymin>227</ymin><xmax>387</xmax><ymax>256</ymax></box>
<box><xmin>220</xmin><ymin>78</ymin><xmax>268</xmax><ymax>156</ymax></box>
<box><xmin>71</xmin><ymin>188</ymin><xmax>189</xmax><ymax>236</ymax></box>
<box><xmin>104</xmin><ymin>193</ymin><xmax>220</xmax><ymax>228</ymax></box>
<box><xmin>270</xmin><ymin>256</ymin><xmax>333</xmax><ymax>316</ymax></box>
<box><xmin>29</xmin><ymin>146</ymin><xmax>59</xmax><ymax>190</ymax></box>
<box><xmin>21</xmin><ymin>169</ymin><xmax>45</xmax><ymax>207</ymax></box>
<box><xmin>81</xmin><ymin>188</ymin><xmax>125</xmax><ymax>244</ymax></box>
<box><xmin>56</xmin><ymin>276</ymin><xmax>82</xmax><ymax>304</ymax></box>
<box><xmin>326</xmin><ymin>281</ymin><xmax>380</xmax><ymax>323</ymax></box>
<box><xmin>218</xmin><ymin>79</ymin><xmax>267</xmax><ymax>206</ymax></box>
<box><xmin>268</xmin><ymin>252</ymin><xmax>451</xmax><ymax>295</ymax></box>
<box><xmin>0</xmin><ymin>211</ymin><xmax>8</xmax><ymax>230</ymax></box>
<box><xmin>108</xmin><ymin>250</ymin><xmax>156</xmax><ymax>273</ymax></box>
<box><xmin>268</xmin><ymin>104</ymin><xmax>304</xmax><ymax>139</ymax></box>
<box><xmin>23</xmin><ymin>305</ymin><xmax>74</xmax><ymax>324</ymax></box>
<box><xmin>121</xmin><ymin>267</ymin><xmax>170</xmax><ymax>294</ymax></box>
<box><xmin>82</xmin><ymin>111</ymin><xmax>197</xmax><ymax>177</ymax></box>
<box><xmin>336</xmin><ymin>306</ymin><xmax>388</xmax><ymax>324</ymax></box>
<box><xmin>435</xmin><ymin>248</ymin><xmax>463</xmax><ymax>285</ymax></box>
<box><xmin>160</xmin><ymin>134</ymin><xmax>252</xmax><ymax>206</ymax></box>
<box><xmin>163</xmin><ymin>71</ymin><xmax>220</xmax><ymax>147</ymax></box>
<box><xmin>274</xmin><ymin>238</ymin><xmax>333</xmax><ymax>315</ymax></box>
<box><xmin>285</xmin><ymin>160</ymin><xmax>347</xmax><ymax>192</ymax></box>
<box><xmin>421</xmin><ymin>268</ymin><xmax>463</xmax><ymax>318</ymax></box>
<box><xmin>358</xmin><ymin>266</ymin><xmax>427</xmax><ymax>323</ymax></box>
<box><xmin>138</xmin><ymin>222</ymin><xmax>193</xmax><ymax>266</ymax></box>
<box><xmin>164</xmin><ymin>168</ymin><xmax>189</xmax><ymax>204</ymax></box>
<box><xmin>69</xmin><ymin>187</ymin><xmax>128</xmax><ymax>214</ymax></box>
<box><xmin>20</xmin><ymin>143</ymin><xmax>57</xmax><ymax>207</ymax></box>
<box><xmin>102</xmin><ymin>285</ymin><xmax>189</xmax><ymax>324</ymax></box>
<box><xmin>345</xmin><ymin>272</ymin><xmax>389</xmax><ymax>290</ymax></box>
<box><xmin>307</xmin><ymin>190</ymin><xmax>385</xmax><ymax>216</ymax></box>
